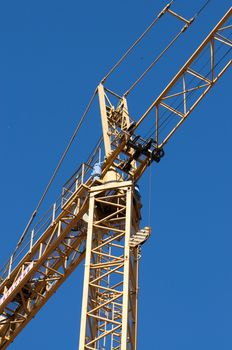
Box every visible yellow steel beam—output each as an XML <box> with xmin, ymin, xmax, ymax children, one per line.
<box><xmin>135</xmin><ymin>7</ymin><xmax>232</xmax><ymax>148</ymax></box>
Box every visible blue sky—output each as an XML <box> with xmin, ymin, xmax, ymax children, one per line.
<box><xmin>0</xmin><ymin>0</ymin><xmax>232</xmax><ymax>349</ymax></box>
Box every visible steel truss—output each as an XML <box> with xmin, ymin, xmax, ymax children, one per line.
<box><xmin>136</xmin><ymin>7</ymin><xmax>232</xmax><ymax>147</ymax></box>
<box><xmin>79</xmin><ymin>181</ymin><xmax>140</xmax><ymax>350</ymax></box>
<box><xmin>0</xmin><ymin>6</ymin><xmax>231</xmax><ymax>350</ymax></box>
<box><xmin>0</xmin><ymin>173</ymin><xmax>91</xmax><ymax>349</ymax></box>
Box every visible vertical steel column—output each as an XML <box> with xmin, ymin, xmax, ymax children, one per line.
<box><xmin>121</xmin><ymin>187</ymin><xmax>132</xmax><ymax>349</ymax></box>
<box><xmin>79</xmin><ymin>191</ymin><xmax>95</xmax><ymax>349</ymax></box>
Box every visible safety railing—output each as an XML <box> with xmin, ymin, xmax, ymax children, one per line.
<box><xmin>0</xmin><ymin>161</ymin><xmax>95</xmax><ymax>286</ymax></box>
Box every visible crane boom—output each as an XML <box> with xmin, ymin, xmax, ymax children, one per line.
<box><xmin>135</xmin><ymin>6</ymin><xmax>232</xmax><ymax>149</ymax></box>
<box><xmin>0</xmin><ymin>6</ymin><xmax>231</xmax><ymax>349</ymax></box>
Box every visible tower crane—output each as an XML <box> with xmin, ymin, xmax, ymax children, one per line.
<box><xmin>0</xmin><ymin>2</ymin><xmax>231</xmax><ymax>349</ymax></box>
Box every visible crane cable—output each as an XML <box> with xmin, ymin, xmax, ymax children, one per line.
<box><xmin>11</xmin><ymin>88</ymin><xmax>98</xmax><ymax>258</ymax></box>
<box><xmin>147</xmin><ymin>34</ymin><xmax>232</xmax><ymax>142</ymax></box>
<box><xmin>8</xmin><ymin>0</ymin><xmax>213</xmax><ymax>261</ymax></box>
<box><xmin>125</xmin><ymin>0</ymin><xmax>212</xmax><ymax>96</ymax></box>
<box><xmin>133</xmin><ymin>0</ymin><xmax>214</xmax><ymax>132</ymax></box>
<box><xmin>194</xmin><ymin>0</ymin><xmax>212</xmax><ymax>19</ymax></box>
<box><xmin>148</xmin><ymin>166</ymin><xmax>152</xmax><ymax>227</ymax></box>
<box><xmin>101</xmin><ymin>0</ymin><xmax>211</xmax><ymax>87</ymax></box>
<box><xmin>101</xmin><ymin>1</ymin><xmax>175</xmax><ymax>84</ymax></box>
<box><xmin>124</xmin><ymin>28</ymin><xmax>189</xmax><ymax>97</ymax></box>
<box><xmin>9</xmin><ymin>2</ymin><xmax>173</xmax><ymax>259</ymax></box>
<box><xmin>143</xmin><ymin>47</ymin><xmax>211</xmax><ymax>139</ymax></box>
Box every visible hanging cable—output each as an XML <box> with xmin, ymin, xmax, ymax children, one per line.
<box><xmin>148</xmin><ymin>166</ymin><xmax>152</xmax><ymax>227</ymax></box>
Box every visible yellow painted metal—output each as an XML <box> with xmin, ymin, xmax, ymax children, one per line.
<box><xmin>0</xmin><ymin>164</ymin><xmax>92</xmax><ymax>349</ymax></box>
<box><xmin>0</xmin><ymin>6</ymin><xmax>231</xmax><ymax>350</ymax></box>
<box><xmin>135</xmin><ymin>7</ymin><xmax>232</xmax><ymax>149</ymax></box>
<box><xmin>78</xmin><ymin>181</ymin><xmax>140</xmax><ymax>350</ymax></box>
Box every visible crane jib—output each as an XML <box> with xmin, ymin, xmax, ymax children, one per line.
<box><xmin>0</xmin><ymin>5</ymin><xmax>231</xmax><ymax>350</ymax></box>
<box><xmin>0</xmin><ymin>263</ymin><xmax>33</xmax><ymax>307</ymax></box>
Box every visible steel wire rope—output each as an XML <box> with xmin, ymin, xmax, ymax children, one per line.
<box><xmin>142</xmin><ymin>46</ymin><xmax>211</xmax><ymax>140</ymax></box>
<box><xmin>194</xmin><ymin>0</ymin><xmax>212</xmax><ymax>18</ymax></box>
<box><xmin>117</xmin><ymin>0</ymin><xmax>213</xmax><ymax>142</ymax></box>
<box><xmin>142</xmin><ymin>27</ymin><xmax>232</xmax><ymax>142</ymax></box>
<box><xmin>124</xmin><ymin>0</ymin><xmax>212</xmax><ymax>96</ymax></box>
<box><xmin>145</xmin><ymin>28</ymin><xmax>218</xmax><ymax>134</ymax></box>
<box><xmin>146</xmin><ymin>18</ymin><xmax>232</xmax><ymax>139</ymax></box>
<box><xmin>0</xmin><ymin>2</ymin><xmax>180</xmax><ymax>274</ymax></box>
<box><xmin>150</xmin><ymin>39</ymin><xmax>232</xmax><ymax>141</ymax></box>
<box><xmin>130</xmin><ymin>33</ymin><xmax>217</xmax><ymax>245</ymax></box>
<box><xmin>0</xmin><ymin>133</ymin><xmax>105</xmax><ymax>281</ymax></box>
<box><xmin>156</xmin><ymin>28</ymin><xmax>232</xmax><ymax>136</ymax></box>
<box><xmin>122</xmin><ymin>42</ymin><xmax>211</xmax><ymax>143</ymax></box>
<box><xmin>124</xmin><ymin>29</ymin><xmax>189</xmax><ymax>97</ymax></box>
<box><xmin>131</xmin><ymin>1</ymin><xmax>220</xmax><ymax>133</ymax></box>
<box><xmin>0</xmin><ymin>0</ymin><xmax>217</xmax><ymax>276</ymax></box>
<box><xmin>107</xmin><ymin>14</ymin><xmax>230</xmax><ymax>150</ymax></box>
<box><xmin>9</xmin><ymin>88</ymin><xmax>98</xmax><ymax>263</ymax></box>
<box><xmin>115</xmin><ymin>43</ymin><xmax>231</xmax><ymax>213</ymax></box>
<box><xmin>113</xmin><ymin>44</ymin><xmax>211</xmax><ymax>145</ymax></box>
<box><xmin>94</xmin><ymin>0</ymin><xmax>213</xmax><ymax>145</ymax></box>
<box><xmin>148</xmin><ymin>166</ymin><xmax>152</xmax><ymax>227</ymax></box>
<box><xmin>101</xmin><ymin>1</ymin><xmax>175</xmax><ymax>84</ymax></box>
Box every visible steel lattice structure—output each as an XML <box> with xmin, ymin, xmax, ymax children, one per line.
<box><xmin>0</xmin><ymin>4</ymin><xmax>231</xmax><ymax>350</ymax></box>
<box><xmin>79</xmin><ymin>182</ymin><xmax>140</xmax><ymax>350</ymax></box>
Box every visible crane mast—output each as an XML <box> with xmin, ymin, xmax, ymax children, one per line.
<box><xmin>0</xmin><ymin>4</ymin><xmax>231</xmax><ymax>349</ymax></box>
<box><xmin>79</xmin><ymin>181</ymin><xmax>141</xmax><ymax>350</ymax></box>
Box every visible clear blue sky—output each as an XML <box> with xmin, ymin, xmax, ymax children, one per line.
<box><xmin>0</xmin><ymin>0</ymin><xmax>232</xmax><ymax>349</ymax></box>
